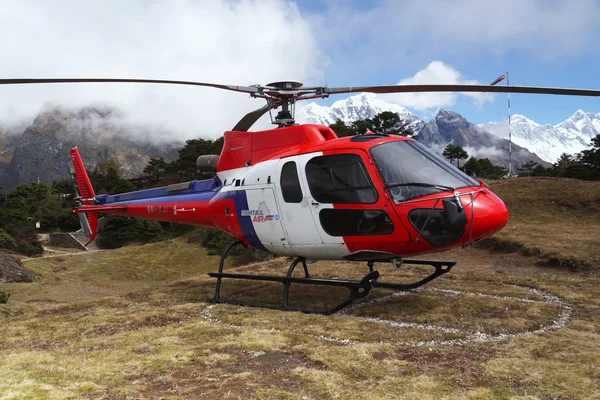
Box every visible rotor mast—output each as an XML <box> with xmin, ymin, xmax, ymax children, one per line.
<box><xmin>250</xmin><ymin>80</ymin><xmax>329</xmax><ymax>128</ymax></box>
<box><xmin>267</xmin><ymin>81</ymin><xmax>300</xmax><ymax>126</ymax></box>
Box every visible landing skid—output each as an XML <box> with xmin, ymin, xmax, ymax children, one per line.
<box><xmin>208</xmin><ymin>241</ymin><xmax>455</xmax><ymax>315</ymax></box>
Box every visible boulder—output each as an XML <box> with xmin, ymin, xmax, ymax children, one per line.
<box><xmin>0</xmin><ymin>253</ymin><xmax>37</xmax><ymax>283</ymax></box>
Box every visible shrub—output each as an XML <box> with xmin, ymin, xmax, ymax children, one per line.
<box><xmin>0</xmin><ymin>230</ymin><xmax>18</xmax><ymax>251</ymax></box>
<box><xmin>16</xmin><ymin>240</ymin><xmax>43</xmax><ymax>256</ymax></box>
<box><xmin>100</xmin><ymin>215</ymin><xmax>145</xmax><ymax>247</ymax></box>
<box><xmin>187</xmin><ymin>227</ymin><xmax>272</xmax><ymax>264</ymax></box>
<box><xmin>0</xmin><ymin>291</ymin><xmax>11</xmax><ymax>304</ymax></box>
<box><xmin>99</xmin><ymin>216</ymin><xmax>172</xmax><ymax>247</ymax></box>
<box><xmin>143</xmin><ymin>220</ymin><xmax>168</xmax><ymax>243</ymax></box>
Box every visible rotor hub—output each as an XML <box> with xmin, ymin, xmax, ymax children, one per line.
<box><xmin>257</xmin><ymin>81</ymin><xmax>305</xmax><ymax>128</ymax></box>
<box><xmin>266</xmin><ymin>81</ymin><xmax>303</xmax><ymax>90</ymax></box>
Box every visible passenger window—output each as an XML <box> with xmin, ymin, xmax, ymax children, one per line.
<box><xmin>319</xmin><ymin>209</ymin><xmax>394</xmax><ymax>236</ymax></box>
<box><xmin>305</xmin><ymin>154</ymin><xmax>377</xmax><ymax>204</ymax></box>
<box><xmin>280</xmin><ymin>161</ymin><xmax>303</xmax><ymax>203</ymax></box>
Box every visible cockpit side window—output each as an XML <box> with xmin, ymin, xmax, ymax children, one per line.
<box><xmin>280</xmin><ymin>161</ymin><xmax>303</xmax><ymax>203</ymax></box>
<box><xmin>305</xmin><ymin>154</ymin><xmax>377</xmax><ymax>204</ymax></box>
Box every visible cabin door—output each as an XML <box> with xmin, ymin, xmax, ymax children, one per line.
<box><xmin>275</xmin><ymin>156</ymin><xmax>323</xmax><ymax>246</ymax></box>
<box><xmin>275</xmin><ymin>155</ymin><xmax>350</xmax><ymax>260</ymax></box>
<box><xmin>244</xmin><ymin>187</ymin><xmax>289</xmax><ymax>254</ymax></box>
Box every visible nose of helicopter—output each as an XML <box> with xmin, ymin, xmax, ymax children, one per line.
<box><xmin>468</xmin><ymin>189</ymin><xmax>509</xmax><ymax>242</ymax></box>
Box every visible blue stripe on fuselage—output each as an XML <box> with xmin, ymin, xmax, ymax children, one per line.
<box><xmin>212</xmin><ymin>189</ymin><xmax>265</xmax><ymax>251</ymax></box>
<box><xmin>95</xmin><ymin>177</ymin><xmax>221</xmax><ymax>206</ymax></box>
<box><xmin>92</xmin><ymin>176</ymin><xmax>265</xmax><ymax>251</ymax></box>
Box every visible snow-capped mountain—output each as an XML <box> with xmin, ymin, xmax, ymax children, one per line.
<box><xmin>297</xmin><ymin>92</ymin><xmax>598</xmax><ymax>165</ymax></box>
<box><xmin>297</xmin><ymin>93</ymin><xmax>424</xmax><ymax>133</ymax></box>
<box><xmin>419</xmin><ymin>110</ymin><xmax>549</xmax><ymax>168</ymax></box>
<box><xmin>479</xmin><ymin>110</ymin><xmax>600</xmax><ymax>163</ymax></box>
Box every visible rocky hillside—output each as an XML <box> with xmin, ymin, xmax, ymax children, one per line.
<box><xmin>0</xmin><ymin>124</ymin><xmax>24</xmax><ymax>190</ymax></box>
<box><xmin>419</xmin><ymin>110</ymin><xmax>550</xmax><ymax>168</ymax></box>
<box><xmin>1</xmin><ymin>106</ymin><xmax>183</xmax><ymax>191</ymax></box>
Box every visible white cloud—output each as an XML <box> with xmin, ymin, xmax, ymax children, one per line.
<box><xmin>464</xmin><ymin>146</ymin><xmax>505</xmax><ymax>159</ymax></box>
<box><xmin>379</xmin><ymin>61</ymin><xmax>494</xmax><ymax>111</ymax></box>
<box><xmin>0</xmin><ymin>0</ymin><xmax>320</xmax><ymax>138</ymax></box>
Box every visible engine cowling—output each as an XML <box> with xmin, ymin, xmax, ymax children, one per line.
<box><xmin>196</xmin><ymin>154</ymin><xmax>220</xmax><ymax>170</ymax></box>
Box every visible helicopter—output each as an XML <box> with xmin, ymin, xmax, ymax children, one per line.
<box><xmin>2</xmin><ymin>77</ymin><xmax>600</xmax><ymax>314</ymax></box>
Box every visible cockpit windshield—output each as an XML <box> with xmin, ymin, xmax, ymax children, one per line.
<box><xmin>370</xmin><ymin>140</ymin><xmax>478</xmax><ymax>202</ymax></box>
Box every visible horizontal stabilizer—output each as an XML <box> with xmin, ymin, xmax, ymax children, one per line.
<box><xmin>76</xmin><ymin>204</ymin><xmax>128</xmax><ymax>213</ymax></box>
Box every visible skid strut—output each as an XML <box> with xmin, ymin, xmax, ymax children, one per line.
<box><xmin>208</xmin><ymin>243</ymin><xmax>455</xmax><ymax>315</ymax></box>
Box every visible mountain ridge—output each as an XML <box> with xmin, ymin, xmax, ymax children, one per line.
<box><xmin>480</xmin><ymin>109</ymin><xmax>600</xmax><ymax>163</ymax></box>
<box><xmin>1</xmin><ymin>105</ymin><xmax>182</xmax><ymax>192</ymax></box>
<box><xmin>419</xmin><ymin>109</ymin><xmax>549</xmax><ymax>168</ymax></box>
<box><xmin>298</xmin><ymin>93</ymin><xmax>598</xmax><ymax>164</ymax></box>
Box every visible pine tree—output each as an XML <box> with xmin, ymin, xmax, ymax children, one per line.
<box><xmin>329</xmin><ymin>120</ymin><xmax>353</xmax><ymax>137</ymax></box>
<box><xmin>477</xmin><ymin>158</ymin><xmax>494</xmax><ymax>177</ymax></box>
<box><xmin>519</xmin><ymin>161</ymin><xmax>539</xmax><ymax>176</ymax></box>
<box><xmin>329</xmin><ymin>111</ymin><xmax>414</xmax><ymax>137</ymax></box>
<box><xmin>370</xmin><ymin>111</ymin><xmax>414</xmax><ymax>136</ymax></box>
<box><xmin>143</xmin><ymin>158</ymin><xmax>170</xmax><ymax>179</ymax></box>
<box><xmin>442</xmin><ymin>144</ymin><xmax>469</xmax><ymax>167</ymax></box>
<box><xmin>554</xmin><ymin>153</ymin><xmax>573</xmax><ymax>168</ymax></box>
<box><xmin>580</xmin><ymin>134</ymin><xmax>600</xmax><ymax>178</ymax></box>
<box><xmin>463</xmin><ymin>157</ymin><xmax>480</xmax><ymax>177</ymax></box>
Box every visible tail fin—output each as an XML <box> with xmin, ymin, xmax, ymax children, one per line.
<box><xmin>70</xmin><ymin>147</ymin><xmax>96</xmax><ymax>202</ymax></box>
<box><xmin>69</xmin><ymin>147</ymin><xmax>98</xmax><ymax>245</ymax></box>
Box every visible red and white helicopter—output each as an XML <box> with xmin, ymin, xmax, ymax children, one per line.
<box><xmin>3</xmin><ymin>78</ymin><xmax>599</xmax><ymax>313</ymax></box>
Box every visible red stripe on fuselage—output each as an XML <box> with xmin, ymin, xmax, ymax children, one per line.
<box><xmin>84</xmin><ymin>200</ymin><xmax>213</xmax><ymax>225</ymax></box>
<box><xmin>80</xmin><ymin>197</ymin><xmax>252</xmax><ymax>247</ymax></box>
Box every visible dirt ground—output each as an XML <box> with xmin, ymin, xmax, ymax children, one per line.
<box><xmin>1</xmin><ymin>235</ymin><xmax>599</xmax><ymax>399</ymax></box>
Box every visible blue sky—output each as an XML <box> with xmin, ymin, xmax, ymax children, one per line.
<box><xmin>296</xmin><ymin>0</ymin><xmax>600</xmax><ymax>125</ymax></box>
<box><xmin>0</xmin><ymin>0</ymin><xmax>599</xmax><ymax>137</ymax></box>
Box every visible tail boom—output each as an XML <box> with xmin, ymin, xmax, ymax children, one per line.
<box><xmin>69</xmin><ymin>148</ymin><xmax>245</xmax><ymax>245</ymax></box>
<box><xmin>76</xmin><ymin>198</ymin><xmax>214</xmax><ymax>226</ymax></box>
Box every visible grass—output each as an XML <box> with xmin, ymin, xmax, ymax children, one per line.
<box><xmin>0</xmin><ymin>177</ymin><xmax>599</xmax><ymax>398</ymax></box>
<box><xmin>489</xmin><ymin>176</ymin><xmax>600</xmax><ymax>269</ymax></box>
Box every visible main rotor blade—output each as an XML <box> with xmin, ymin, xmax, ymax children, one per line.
<box><xmin>0</xmin><ymin>78</ymin><xmax>259</xmax><ymax>94</ymax></box>
<box><xmin>325</xmin><ymin>84</ymin><xmax>600</xmax><ymax>97</ymax></box>
<box><xmin>232</xmin><ymin>103</ymin><xmax>277</xmax><ymax>132</ymax></box>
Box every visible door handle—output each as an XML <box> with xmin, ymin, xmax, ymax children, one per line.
<box><xmin>311</xmin><ymin>201</ymin><xmax>319</xmax><ymax>206</ymax></box>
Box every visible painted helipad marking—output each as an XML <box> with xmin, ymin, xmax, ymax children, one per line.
<box><xmin>199</xmin><ymin>284</ymin><xmax>572</xmax><ymax>347</ymax></box>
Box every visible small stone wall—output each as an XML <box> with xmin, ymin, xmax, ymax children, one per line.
<box><xmin>49</xmin><ymin>233</ymin><xmax>87</xmax><ymax>251</ymax></box>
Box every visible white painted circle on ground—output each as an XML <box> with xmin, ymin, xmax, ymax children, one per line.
<box><xmin>200</xmin><ymin>284</ymin><xmax>572</xmax><ymax>347</ymax></box>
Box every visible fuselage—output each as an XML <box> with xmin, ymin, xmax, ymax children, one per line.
<box><xmin>76</xmin><ymin>124</ymin><xmax>509</xmax><ymax>261</ymax></box>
